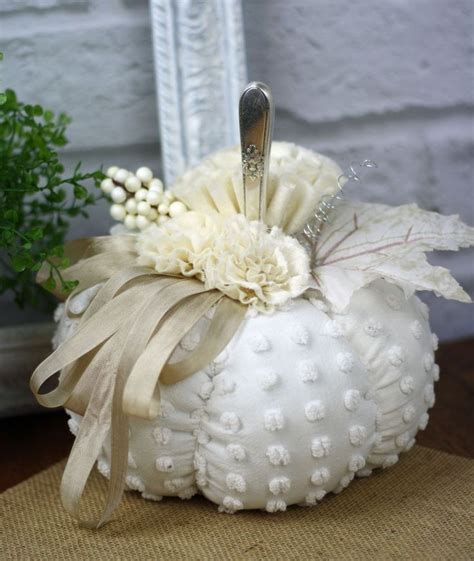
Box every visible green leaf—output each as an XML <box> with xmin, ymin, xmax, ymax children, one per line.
<box><xmin>73</xmin><ymin>184</ymin><xmax>88</xmax><ymax>199</ymax></box>
<box><xmin>28</xmin><ymin>227</ymin><xmax>43</xmax><ymax>240</ymax></box>
<box><xmin>4</xmin><ymin>209</ymin><xmax>18</xmax><ymax>222</ymax></box>
<box><xmin>11</xmin><ymin>254</ymin><xmax>29</xmax><ymax>272</ymax></box>
<box><xmin>42</xmin><ymin>275</ymin><xmax>56</xmax><ymax>291</ymax></box>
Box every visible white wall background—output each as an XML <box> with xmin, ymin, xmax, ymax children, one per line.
<box><xmin>1</xmin><ymin>0</ymin><xmax>473</xmax><ymax>340</ymax></box>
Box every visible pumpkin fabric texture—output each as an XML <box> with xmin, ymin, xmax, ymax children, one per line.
<box><xmin>59</xmin><ymin>278</ymin><xmax>437</xmax><ymax>512</ymax></box>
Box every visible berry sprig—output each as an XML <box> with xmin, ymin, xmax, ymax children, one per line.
<box><xmin>100</xmin><ymin>166</ymin><xmax>188</xmax><ymax>230</ymax></box>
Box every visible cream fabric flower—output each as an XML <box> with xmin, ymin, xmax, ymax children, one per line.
<box><xmin>172</xmin><ymin>142</ymin><xmax>342</xmax><ymax>234</ymax></box>
<box><xmin>136</xmin><ymin>212</ymin><xmax>310</xmax><ymax>312</ymax></box>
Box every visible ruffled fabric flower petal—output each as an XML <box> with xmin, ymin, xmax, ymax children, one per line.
<box><xmin>136</xmin><ymin>212</ymin><xmax>310</xmax><ymax>312</ymax></box>
<box><xmin>172</xmin><ymin>142</ymin><xmax>342</xmax><ymax>235</ymax></box>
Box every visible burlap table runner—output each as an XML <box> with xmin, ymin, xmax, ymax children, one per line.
<box><xmin>1</xmin><ymin>445</ymin><xmax>472</xmax><ymax>560</ymax></box>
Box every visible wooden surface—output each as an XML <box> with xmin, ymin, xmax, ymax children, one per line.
<box><xmin>1</xmin><ymin>338</ymin><xmax>473</xmax><ymax>493</ymax></box>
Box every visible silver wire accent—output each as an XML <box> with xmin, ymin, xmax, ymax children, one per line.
<box><xmin>302</xmin><ymin>159</ymin><xmax>377</xmax><ymax>266</ymax></box>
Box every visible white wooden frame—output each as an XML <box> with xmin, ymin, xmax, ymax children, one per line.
<box><xmin>150</xmin><ymin>0</ymin><xmax>247</xmax><ymax>185</ymax></box>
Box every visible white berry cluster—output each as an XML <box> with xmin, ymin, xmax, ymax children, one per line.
<box><xmin>100</xmin><ymin>166</ymin><xmax>188</xmax><ymax>230</ymax></box>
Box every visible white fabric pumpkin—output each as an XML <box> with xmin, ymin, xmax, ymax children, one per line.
<box><xmin>55</xmin><ymin>141</ymin><xmax>471</xmax><ymax>514</ymax></box>
<box><xmin>59</xmin><ymin>278</ymin><xmax>437</xmax><ymax>512</ymax></box>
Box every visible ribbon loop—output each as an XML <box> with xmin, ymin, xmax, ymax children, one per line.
<box><xmin>30</xmin><ymin>235</ymin><xmax>246</xmax><ymax>527</ymax></box>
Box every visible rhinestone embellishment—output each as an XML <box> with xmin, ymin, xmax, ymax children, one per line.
<box><xmin>242</xmin><ymin>144</ymin><xmax>264</xmax><ymax>180</ymax></box>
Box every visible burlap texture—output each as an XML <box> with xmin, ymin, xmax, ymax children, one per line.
<box><xmin>1</xmin><ymin>446</ymin><xmax>472</xmax><ymax>560</ymax></box>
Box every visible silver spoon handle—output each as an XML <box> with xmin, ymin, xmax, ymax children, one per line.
<box><xmin>239</xmin><ymin>82</ymin><xmax>274</xmax><ymax>222</ymax></box>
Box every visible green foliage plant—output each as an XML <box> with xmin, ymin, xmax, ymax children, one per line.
<box><xmin>0</xmin><ymin>89</ymin><xmax>104</xmax><ymax>311</ymax></box>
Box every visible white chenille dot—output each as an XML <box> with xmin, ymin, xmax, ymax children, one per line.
<box><xmin>356</xmin><ymin>468</ymin><xmax>373</xmax><ymax>478</ymax></box>
<box><xmin>126</xmin><ymin>475</ymin><xmax>145</xmax><ymax>493</ymax></box>
<box><xmin>388</xmin><ymin>345</ymin><xmax>405</xmax><ymax>366</ymax></box>
<box><xmin>348</xmin><ymin>455</ymin><xmax>366</xmax><ymax>472</ymax></box>
<box><xmin>418</xmin><ymin>413</ymin><xmax>429</xmax><ymax>430</ymax></box>
<box><xmin>290</xmin><ymin>324</ymin><xmax>310</xmax><ymax>345</ymax></box>
<box><xmin>386</xmin><ymin>294</ymin><xmax>401</xmax><ymax>310</ymax></box>
<box><xmin>219</xmin><ymin>496</ymin><xmax>243</xmax><ymax>514</ymax></box>
<box><xmin>402</xmin><ymin>405</ymin><xmax>416</xmax><ymax>424</ymax></box>
<box><xmin>179</xmin><ymin>486</ymin><xmax>197</xmax><ymax>500</ymax></box>
<box><xmin>298</xmin><ymin>359</ymin><xmax>319</xmax><ymax>382</ymax></box>
<box><xmin>226</xmin><ymin>444</ymin><xmax>246</xmax><ymax>462</ymax></box>
<box><xmin>152</xmin><ymin>426</ymin><xmax>172</xmax><ymax>445</ymax></box>
<box><xmin>382</xmin><ymin>454</ymin><xmax>399</xmax><ymax>468</ymax></box>
<box><xmin>180</xmin><ymin>330</ymin><xmax>201</xmax><ymax>351</ymax></box>
<box><xmin>410</xmin><ymin>320</ymin><xmax>423</xmax><ymax>339</ymax></box>
<box><xmin>97</xmin><ymin>459</ymin><xmax>110</xmax><ymax>478</ymax></box>
<box><xmin>305</xmin><ymin>489</ymin><xmax>326</xmax><ymax>505</ymax></box>
<box><xmin>339</xmin><ymin>474</ymin><xmax>352</xmax><ymax>488</ymax></box>
<box><xmin>220</xmin><ymin>412</ymin><xmax>241</xmax><ymax>433</ymax></box>
<box><xmin>196</xmin><ymin>430</ymin><xmax>210</xmax><ymax>445</ymax></box>
<box><xmin>159</xmin><ymin>401</ymin><xmax>175</xmax><ymax>418</ymax></box>
<box><xmin>258</xmin><ymin>370</ymin><xmax>279</xmax><ymax>390</ymax></box>
<box><xmin>405</xmin><ymin>438</ymin><xmax>416</xmax><ymax>452</ymax></box>
<box><xmin>164</xmin><ymin>478</ymin><xmax>186</xmax><ymax>492</ymax></box>
<box><xmin>226</xmin><ymin>473</ymin><xmax>246</xmax><ymax>493</ymax></box>
<box><xmin>311</xmin><ymin>467</ymin><xmax>330</xmax><ymax>486</ymax></box>
<box><xmin>190</xmin><ymin>409</ymin><xmax>209</xmax><ymax>422</ymax></box>
<box><xmin>266</xmin><ymin>499</ymin><xmax>287</xmax><ymax>513</ymax></box>
<box><xmin>248</xmin><ymin>333</ymin><xmax>271</xmax><ymax>353</ymax></box>
<box><xmin>199</xmin><ymin>381</ymin><xmax>214</xmax><ymax>400</ymax></box>
<box><xmin>193</xmin><ymin>453</ymin><xmax>206</xmax><ymax>472</ymax></box>
<box><xmin>432</xmin><ymin>364</ymin><xmax>440</xmax><ymax>382</ymax></box>
<box><xmin>349</xmin><ymin>425</ymin><xmax>367</xmax><ymax>447</ymax></box>
<box><xmin>136</xmin><ymin>166</ymin><xmax>153</xmax><ymax>183</ymax></box>
<box><xmin>305</xmin><ymin>400</ymin><xmax>326</xmax><ymax>422</ymax></box>
<box><xmin>395</xmin><ymin>432</ymin><xmax>410</xmax><ymax>448</ymax></box>
<box><xmin>400</xmin><ymin>376</ymin><xmax>415</xmax><ymax>395</ymax></box>
<box><xmin>311</xmin><ymin>436</ymin><xmax>331</xmax><ymax>458</ymax></box>
<box><xmin>214</xmin><ymin>377</ymin><xmax>235</xmax><ymax>395</ymax></box>
<box><xmin>423</xmin><ymin>353</ymin><xmax>434</xmax><ymax>372</ymax></box>
<box><xmin>264</xmin><ymin>409</ymin><xmax>285</xmax><ymax>431</ymax></box>
<box><xmin>431</xmin><ymin>333</ymin><xmax>439</xmax><ymax>351</ymax></box>
<box><xmin>268</xmin><ymin>476</ymin><xmax>291</xmax><ymax>495</ymax></box>
<box><xmin>155</xmin><ymin>456</ymin><xmax>174</xmax><ymax>473</ymax></box>
<box><xmin>324</xmin><ymin>319</ymin><xmax>343</xmax><ymax>338</ymax></box>
<box><xmin>364</xmin><ymin>318</ymin><xmax>383</xmax><ymax>337</ymax></box>
<box><xmin>266</xmin><ymin>445</ymin><xmax>290</xmax><ymax>466</ymax></box>
<box><xmin>424</xmin><ymin>384</ymin><xmax>435</xmax><ymax>407</ymax></box>
<box><xmin>344</xmin><ymin>390</ymin><xmax>361</xmax><ymax>412</ymax></box>
<box><xmin>337</xmin><ymin>352</ymin><xmax>354</xmax><ymax>373</ymax></box>
<box><xmin>67</xmin><ymin>417</ymin><xmax>79</xmax><ymax>436</ymax></box>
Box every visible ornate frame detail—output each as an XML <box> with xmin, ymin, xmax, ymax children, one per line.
<box><xmin>150</xmin><ymin>0</ymin><xmax>247</xmax><ymax>185</ymax></box>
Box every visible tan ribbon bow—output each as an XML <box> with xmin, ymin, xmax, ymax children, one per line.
<box><xmin>30</xmin><ymin>235</ymin><xmax>246</xmax><ymax>528</ymax></box>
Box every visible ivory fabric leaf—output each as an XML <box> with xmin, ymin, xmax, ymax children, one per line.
<box><xmin>312</xmin><ymin>202</ymin><xmax>474</xmax><ymax>312</ymax></box>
